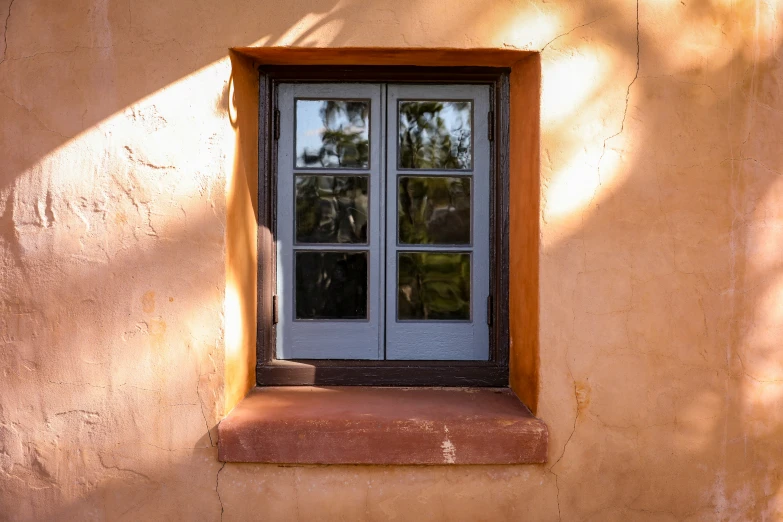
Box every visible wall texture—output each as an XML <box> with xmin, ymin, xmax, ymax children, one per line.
<box><xmin>1</xmin><ymin>0</ymin><xmax>782</xmax><ymax>520</ymax></box>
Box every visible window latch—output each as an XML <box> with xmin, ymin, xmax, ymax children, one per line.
<box><xmin>272</xmin><ymin>295</ymin><xmax>279</xmax><ymax>324</ymax></box>
<box><xmin>488</xmin><ymin>110</ymin><xmax>494</xmax><ymax>141</ymax></box>
<box><xmin>487</xmin><ymin>295</ymin><xmax>493</xmax><ymax>326</ymax></box>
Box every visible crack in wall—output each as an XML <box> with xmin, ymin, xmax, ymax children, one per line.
<box><xmin>541</xmin><ymin>15</ymin><xmax>607</xmax><ymax>52</ymax></box>
<box><xmin>0</xmin><ymin>0</ymin><xmax>14</xmax><ymax>65</ymax></box>
<box><xmin>596</xmin><ymin>0</ymin><xmax>641</xmax><ymax>188</ymax></box>
<box><xmin>196</xmin><ymin>374</ymin><xmax>215</xmax><ymax>447</ymax></box>
<box><xmin>0</xmin><ymin>93</ymin><xmax>71</xmax><ymax>140</ymax></box>
<box><xmin>97</xmin><ymin>454</ymin><xmax>153</xmax><ymax>483</ymax></box>
<box><xmin>551</xmin><ymin>469</ymin><xmax>562</xmax><ymax>521</ymax></box>
<box><xmin>550</xmin><ymin>381</ymin><xmax>580</xmax><ymax>472</ymax></box>
<box><xmin>10</xmin><ymin>45</ymin><xmax>113</xmax><ymax>62</ymax></box>
<box><xmin>547</xmin><ymin>379</ymin><xmax>580</xmax><ymax>522</ymax></box>
<box><xmin>215</xmin><ymin>461</ymin><xmax>225</xmax><ymax>521</ymax></box>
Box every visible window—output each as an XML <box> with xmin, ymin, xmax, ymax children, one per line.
<box><xmin>257</xmin><ymin>67</ymin><xmax>510</xmax><ymax>386</ymax></box>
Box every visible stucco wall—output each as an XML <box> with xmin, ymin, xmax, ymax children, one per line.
<box><xmin>1</xmin><ymin>0</ymin><xmax>782</xmax><ymax>520</ymax></box>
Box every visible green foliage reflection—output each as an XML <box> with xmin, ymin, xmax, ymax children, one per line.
<box><xmin>398</xmin><ymin>252</ymin><xmax>470</xmax><ymax>320</ymax></box>
<box><xmin>398</xmin><ymin>101</ymin><xmax>471</xmax><ymax>169</ymax></box>
<box><xmin>296</xmin><ymin>100</ymin><xmax>370</xmax><ymax>168</ymax></box>
<box><xmin>398</xmin><ymin>176</ymin><xmax>471</xmax><ymax>244</ymax></box>
<box><xmin>296</xmin><ymin>176</ymin><xmax>368</xmax><ymax>243</ymax></box>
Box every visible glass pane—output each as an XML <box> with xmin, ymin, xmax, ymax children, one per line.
<box><xmin>398</xmin><ymin>176</ymin><xmax>470</xmax><ymax>244</ymax></box>
<box><xmin>398</xmin><ymin>101</ymin><xmax>472</xmax><ymax>169</ymax></box>
<box><xmin>397</xmin><ymin>252</ymin><xmax>470</xmax><ymax>320</ymax></box>
<box><xmin>296</xmin><ymin>176</ymin><xmax>368</xmax><ymax>244</ymax></box>
<box><xmin>295</xmin><ymin>251</ymin><xmax>368</xmax><ymax>320</ymax></box>
<box><xmin>296</xmin><ymin>100</ymin><xmax>370</xmax><ymax>168</ymax></box>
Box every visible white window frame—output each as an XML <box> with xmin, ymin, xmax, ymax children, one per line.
<box><xmin>275</xmin><ymin>81</ymin><xmax>492</xmax><ymax>362</ymax></box>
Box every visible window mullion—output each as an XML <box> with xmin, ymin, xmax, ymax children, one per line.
<box><xmin>379</xmin><ymin>83</ymin><xmax>388</xmax><ymax>360</ymax></box>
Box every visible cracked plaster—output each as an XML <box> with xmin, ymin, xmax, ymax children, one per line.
<box><xmin>1</xmin><ymin>0</ymin><xmax>783</xmax><ymax>520</ymax></box>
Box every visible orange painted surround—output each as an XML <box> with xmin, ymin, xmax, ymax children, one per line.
<box><xmin>226</xmin><ymin>48</ymin><xmax>541</xmax><ymax>413</ymax></box>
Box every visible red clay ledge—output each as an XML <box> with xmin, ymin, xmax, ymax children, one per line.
<box><xmin>218</xmin><ymin>387</ymin><xmax>548</xmax><ymax>465</ymax></box>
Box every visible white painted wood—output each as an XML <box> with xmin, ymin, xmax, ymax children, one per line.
<box><xmin>384</xmin><ymin>84</ymin><xmax>491</xmax><ymax>360</ymax></box>
<box><xmin>276</xmin><ymin>83</ymin><xmax>383</xmax><ymax>360</ymax></box>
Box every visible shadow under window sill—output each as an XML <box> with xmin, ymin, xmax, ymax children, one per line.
<box><xmin>218</xmin><ymin>386</ymin><xmax>548</xmax><ymax>465</ymax></box>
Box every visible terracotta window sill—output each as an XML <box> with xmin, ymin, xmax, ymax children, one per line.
<box><xmin>218</xmin><ymin>387</ymin><xmax>548</xmax><ymax>465</ymax></box>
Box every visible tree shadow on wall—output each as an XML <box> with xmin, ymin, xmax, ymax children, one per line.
<box><xmin>0</xmin><ymin>0</ymin><xmax>500</xmax><ymax>192</ymax></box>
<box><xmin>541</xmin><ymin>1</ymin><xmax>783</xmax><ymax>519</ymax></box>
<box><xmin>1</xmin><ymin>0</ymin><xmax>782</xmax><ymax>520</ymax></box>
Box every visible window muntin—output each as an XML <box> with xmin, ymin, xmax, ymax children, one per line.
<box><xmin>276</xmin><ymin>82</ymin><xmax>490</xmax><ymax>361</ymax></box>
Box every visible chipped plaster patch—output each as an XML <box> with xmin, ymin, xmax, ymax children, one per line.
<box><xmin>441</xmin><ymin>427</ymin><xmax>456</xmax><ymax>464</ymax></box>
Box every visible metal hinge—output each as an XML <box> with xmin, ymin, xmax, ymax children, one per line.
<box><xmin>487</xmin><ymin>295</ymin><xmax>493</xmax><ymax>326</ymax></box>
<box><xmin>272</xmin><ymin>295</ymin><xmax>279</xmax><ymax>324</ymax></box>
<box><xmin>273</xmin><ymin>109</ymin><xmax>281</xmax><ymax>140</ymax></box>
<box><xmin>487</xmin><ymin>110</ymin><xmax>494</xmax><ymax>141</ymax></box>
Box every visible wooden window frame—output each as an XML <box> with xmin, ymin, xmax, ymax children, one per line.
<box><xmin>256</xmin><ymin>66</ymin><xmax>511</xmax><ymax>387</ymax></box>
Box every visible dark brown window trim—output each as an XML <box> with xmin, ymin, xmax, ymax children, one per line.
<box><xmin>256</xmin><ymin>66</ymin><xmax>511</xmax><ymax>387</ymax></box>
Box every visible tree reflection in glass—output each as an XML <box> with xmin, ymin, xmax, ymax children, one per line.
<box><xmin>296</xmin><ymin>100</ymin><xmax>370</xmax><ymax>168</ymax></box>
<box><xmin>296</xmin><ymin>176</ymin><xmax>368</xmax><ymax>244</ymax></box>
<box><xmin>398</xmin><ymin>252</ymin><xmax>470</xmax><ymax>320</ymax></box>
<box><xmin>398</xmin><ymin>176</ymin><xmax>470</xmax><ymax>244</ymax></box>
<box><xmin>296</xmin><ymin>251</ymin><xmax>368</xmax><ymax>320</ymax></box>
<box><xmin>398</xmin><ymin>101</ymin><xmax>471</xmax><ymax>169</ymax></box>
